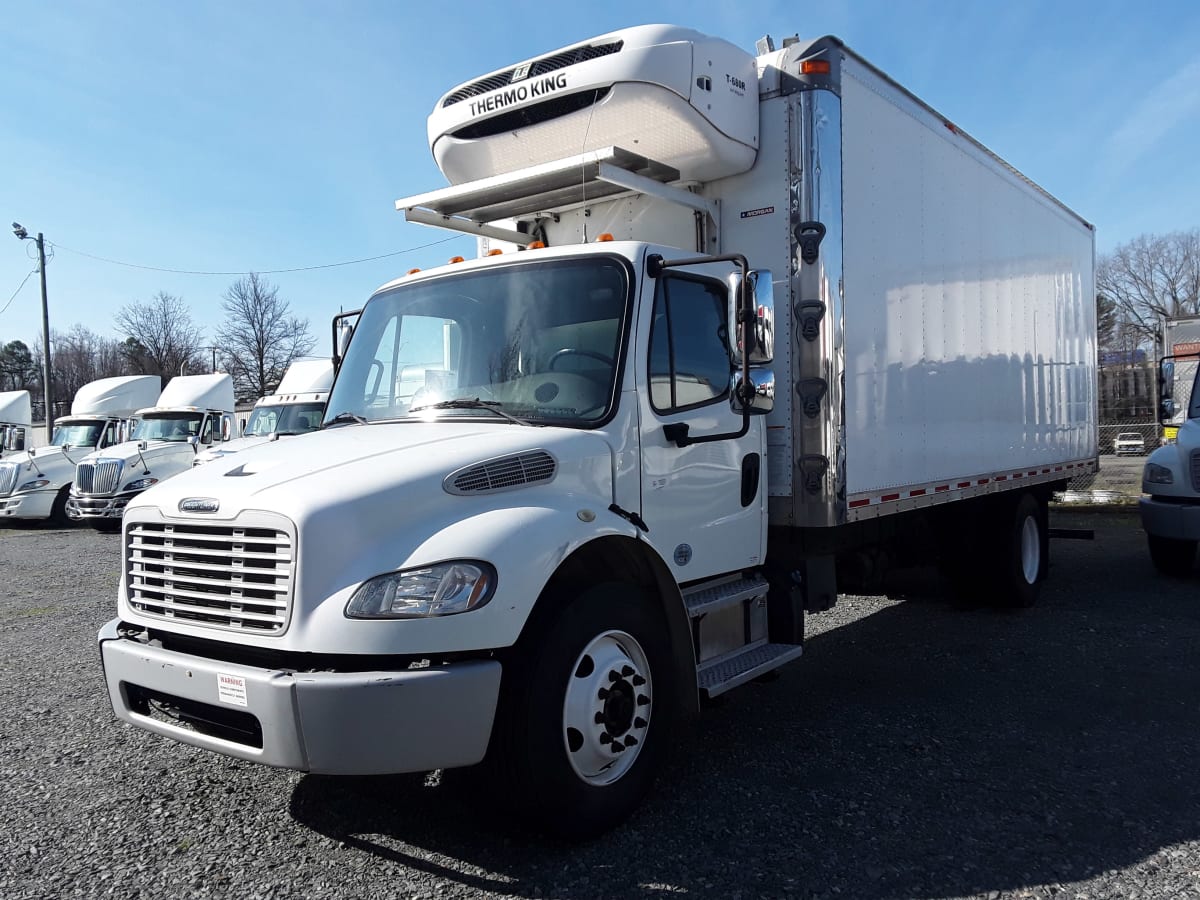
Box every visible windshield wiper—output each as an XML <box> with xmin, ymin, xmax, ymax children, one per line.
<box><xmin>325</xmin><ymin>411</ymin><xmax>369</xmax><ymax>428</ymax></box>
<box><xmin>409</xmin><ymin>398</ymin><xmax>537</xmax><ymax>427</ymax></box>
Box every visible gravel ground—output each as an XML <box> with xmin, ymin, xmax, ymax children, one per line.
<box><xmin>1</xmin><ymin>509</ymin><xmax>1198</xmax><ymax>900</ymax></box>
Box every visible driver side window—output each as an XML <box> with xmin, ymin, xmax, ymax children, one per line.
<box><xmin>648</xmin><ymin>275</ymin><xmax>732</xmax><ymax>413</ymax></box>
<box><xmin>200</xmin><ymin>416</ymin><xmax>214</xmax><ymax>445</ymax></box>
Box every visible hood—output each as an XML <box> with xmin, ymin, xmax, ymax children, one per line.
<box><xmin>76</xmin><ymin>439</ymin><xmax>199</xmax><ymax>485</ymax></box>
<box><xmin>131</xmin><ymin>421</ymin><xmax>616</xmax><ymax>525</ymax></box>
<box><xmin>193</xmin><ymin>434</ymin><xmax>275</xmax><ymax>465</ymax></box>
<box><xmin>0</xmin><ymin>444</ymin><xmax>88</xmax><ymax>483</ymax></box>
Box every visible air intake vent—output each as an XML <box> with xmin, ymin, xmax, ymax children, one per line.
<box><xmin>441</xmin><ymin>40</ymin><xmax>623</xmax><ymax>108</ymax></box>
<box><xmin>445</xmin><ymin>451</ymin><xmax>557</xmax><ymax>495</ymax></box>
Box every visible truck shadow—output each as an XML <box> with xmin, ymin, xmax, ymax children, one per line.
<box><xmin>289</xmin><ymin>516</ymin><xmax>1200</xmax><ymax>898</ymax></box>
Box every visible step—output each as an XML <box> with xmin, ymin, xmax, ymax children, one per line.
<box><xmin>682</xmin><ymin>574</ymin><xmax>769</xmax><ymax>620</ymax></box>
<box><xmin>697</xmin><ymin>642</ymin><xmax>804</xmax><ymax>699</ymax></box>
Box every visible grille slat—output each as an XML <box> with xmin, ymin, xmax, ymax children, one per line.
<box><xmin>1190</xmin><ymin>450</ymin><xmax>1200</xmax><ymax>492</ymax></box>
<box><xmin>0</xmin><ymin>464</ymin><xmax>17</xmax><ymax>495</ymax></box>
<box><xmin>446</xmin><ymin>450</ymin><xmax>557</xmax><ymax>495</ymax></box>
<box><xmin>441</xmin><ymin>40</ymin><xmax>623</xmax><ymax>107</ymax></box>
<box><xmin>126</xmin><ymin>522</ymin><xmax>294</xmax><ymax>634</ymax></box>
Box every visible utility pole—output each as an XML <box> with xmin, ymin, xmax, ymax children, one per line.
<box><xmin>12</xmin><ymin>223</ymin><xmax>53</xmax><ymax>440</ymax></box>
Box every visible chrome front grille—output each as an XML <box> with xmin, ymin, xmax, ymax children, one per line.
<box><xmin>76</xmin><ymin>459</ymin><xmax>122</xmax><ymax>495</ymax></box>
<box><xmin>127</xmin><ymin>522</ymin><xmax>294</xmax><ymax>634</ymax></box>
<box><xmin>1190</xmin><ymin>450</ymin><xmax>1200</xmax><ymax>492</ymax></box>
<box><xmin>0</xmin><ymin>463</ymin><xmax>17</xmax><ymax>495</ymax></box>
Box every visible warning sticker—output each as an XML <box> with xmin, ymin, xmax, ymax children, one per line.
<box><xmin>740</xmin><ymin>206</ymin><xmax>775</xmax><ymax>219</ymax></box>
<box><xmin>217</xmin><ymin>672</ymin><xmax>248</xmax><ymax>707</ymax></box>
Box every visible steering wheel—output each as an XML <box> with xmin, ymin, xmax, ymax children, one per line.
<box><xmin>547</xmin><ymin>348</ymin><xmax>615</xmax><ymax>371</ymax></box>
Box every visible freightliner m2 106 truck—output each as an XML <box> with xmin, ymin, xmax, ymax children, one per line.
<box><xmin>193</xmin><ymin>358</ymin><xmax>333</xmax><ymax>467</ymax></box>
<box><xmin>99</xmin><ymin>26</ymin><xmax>1098</xmax><ymax>836</ymax></box>
<box><xmin>0</xmin><ymin>375</ymin><xmax>160</xmax><ymax>523</ymax></box>
<box><xmin>69</xmin><ymin>373</ymin><xmax>235</xmax><ymax>530</ymax></box>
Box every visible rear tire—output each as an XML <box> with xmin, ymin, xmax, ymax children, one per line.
<box><xmin>1148</xmin><ymin>534</ymin><xmax>1197</xmax><ymax>577</ymax></box>
<box><xmin>992</xmin><ymin>493</ymin><xmax>1047</xmax><ymax>608</ymax></box>
<box><xmin>485</xmin><ymin>582</ymin><xmax>674</xmax><ymax>839</ymax></box>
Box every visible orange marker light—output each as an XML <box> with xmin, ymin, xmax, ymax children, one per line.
<box><xmin>448</xmin><ymin>256</ymin><xmax>465</xmax><ymax>264</ymax></box>
<box><xmin>596</xmin><ymin>233</ymin><xmax>614</xmax><ymax>242</ymax></box>
<box><xmin>527</xmin><ymin>240</ymin><xmax>546</xmax><ymax>250</ymax></box>
<box><xmin>800</xmin><ymin>60</ymin><xmax>831</xmax><ymax>75</ymax></box>
<box><xmin>487</xmin><ymin>249</ymin><xmax>503</xmax><ymax>256</ymax></box>
<box><xmin>406</xmin><ymin>268</ymin><xmax>421</xmax><ymax>275</ymax></box>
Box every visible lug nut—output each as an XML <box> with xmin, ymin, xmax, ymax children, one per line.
<box><xmin>637</xmin><ymin>694</ymin><xmax>650</xmax><ymax>706</ymax></box>
<box><xmin>632</xmin><ymin>674</ymin><xmax>646</xmax><ymax>686</ymax></box>
<box><xmin>634</xmin><ymin>717</ymin><xmax>647</xmax><ymax>729</ymax></box>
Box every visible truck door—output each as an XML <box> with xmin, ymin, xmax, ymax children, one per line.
<box><xmin>635</xmin><ymin>264</ymin><xmax>766</xmax><ymax>581</ymax></box>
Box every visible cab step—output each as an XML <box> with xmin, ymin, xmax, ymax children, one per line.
<box><xmin>683</xmin><ymin>573</ymin><xmax>769</xmax><ymax>619</ymax></box>
<box><xmin>698</xmin><ymin>642</ymin><xmax>804</xmax><ymax>699</ymax></box>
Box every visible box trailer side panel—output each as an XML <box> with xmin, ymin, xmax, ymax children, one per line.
<box><xmin>839</xmin><ymin>56</ymin><xmax>1097</xmax><ymax>505</ymax></box>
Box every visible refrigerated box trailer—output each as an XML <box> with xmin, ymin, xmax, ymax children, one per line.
<box><xmin>98</xmin><ymin>25</ymin><xmax>1098</xmax><ymax>837</ymax></box>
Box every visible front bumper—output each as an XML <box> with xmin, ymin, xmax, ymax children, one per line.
<box><xmin>67</xmin><ymin>490</ymin><xmax>140</xmax><ymax>520</ymax></box>
<box><xmin>1139</xmin><ymin>496</ymin><xmax>1200</xmax><ymax>542</ymax></box>
<box><xmin>98</xmin><ymin>619</ymin><xmax>502</xmax><ymax>774</ymax></box>
<box><xmin>0</xmin><ymin>489</ymin><xmax>55</xmax><ymax>519</ymax></box>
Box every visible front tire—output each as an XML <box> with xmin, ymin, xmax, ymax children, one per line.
<box><xmin>49</xmin><ymin>486</ymin><xmax>71</xmax><ymax>527</ymax></box>
<box><xmin>487</xmin><ymin>583</ymin><xmax>674</xmax><ymax>839</ymax></box>
<box><xmin>1148</xmin><ymin>534</ymin><xmax>1197</xmax><ymax>577</ymax></box>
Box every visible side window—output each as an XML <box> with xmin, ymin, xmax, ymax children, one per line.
<box><xmin>648</xmin><ymin>275</ymin><xmax>731</xmax><ymax>413</ymax></box>
<box><xmin>200</xmin><ymin>416</ymin><xmax>214</xmax><ymax>445</ymax></box>
<box><xmin>101</xmin><ymin>422</ymin><xmax>117</xmax><ymax>448</ymax></box>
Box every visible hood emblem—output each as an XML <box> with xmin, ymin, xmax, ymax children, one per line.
<box><xmin>179</xmin><ymin>497</ymin><xmax>220</xmax><ymax>513</ymax></box>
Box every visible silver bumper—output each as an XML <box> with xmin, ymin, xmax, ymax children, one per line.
<box><xmin>98</xmin><ymin>619</ymin><xmax>502</xmax><ymax>774</ymax></box>
<box><xmin>67</xmin><ymin>492</ymin><xmax>135</xmax><ymax>519</ymax></box>
<box><xmin>1139</xmin><ymin>496</ymin><xmax>1200</xmax><ymax>542</ymax></box>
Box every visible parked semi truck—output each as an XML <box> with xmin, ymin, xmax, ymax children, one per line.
<box><xmin>0</xmin><ymin>390</ymin><xmax>32</xmax><ymax>458</ymax></box>
<box><xmin>69</xmin><ymin>373</ymin><xmax>235</xmax><ymax>530</ymax></box>
<box><xmin>1142</xmin><ymin>324</ymin><xmax>1200</xmax><ymax>575</ymax></box>
<box><xmin>98</xmin><ymin>25</ymin><xmax>1097</xmax><ymax>836</ymax></box>
<box><xmin>0</xmin><ymin>376</ymin><xmax>160</xmax><ymax>523</ymax></box>
<box><xmin>193</xmin><ymin>359</ymin><xmax>332</xmax><ymax>467</ymax></box>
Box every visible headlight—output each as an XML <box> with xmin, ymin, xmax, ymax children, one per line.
<box><xmin>345</xmin><ymin>561</ymin><xmax>496</xmax><ymax>619</ymax></box>
<box><xmin>123</xmin><ymin>477</ymin><xmax>159</xmax><ymax>492</ymax></box>
<box><xmin>17</xmin><ymin>479</ymin><xmax>49</xmax><ymax>491</ymax></box>
<box><xmin>1145</xmin><ymin>463</ymin><xmax>1174</xmax><ymax>485</ymax></box>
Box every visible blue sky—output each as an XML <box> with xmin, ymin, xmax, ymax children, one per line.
<box><xmin>3</xmin><ymin>0</ymin><xmax>1199</xmax><ymax>353</ymax></box>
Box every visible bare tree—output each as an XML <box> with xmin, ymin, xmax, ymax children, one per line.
<box><xmin>215</xmin><ymin>273</ymin><xmax>315</xmax><ymax>399</ymax></box>
<box><xmin>46</xmin><ymin>325</ymin><xmax>132</xmax><ymax>402</ymax></box>
<box><xmin>115</xmin><ymin>292</ymin><xmax>205</xmax><ymax>380</ymax></box>
<box><xmin>1097</xmin><ymin>229</ymin><xmax>1200</xmax><ymax>350</ymax></box>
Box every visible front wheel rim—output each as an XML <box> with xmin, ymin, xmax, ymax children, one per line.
<box><xmin>1020</xmin><ymin>515</ymin><xmax>1040</xmax><ymax>584</ymax></box>
<box><xmin>562</xmin><ymin>629</ymin><xmax>652</xmax><ymax>786</ymax></box>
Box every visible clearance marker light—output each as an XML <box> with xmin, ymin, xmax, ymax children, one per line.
<box><xmin>527</xmin><ymin>240</ymin><xmax>546</xmax><ymax>249</ymax></box>
<box><xmin>448</xmin><ymin>256</ymin><xmax>465</xmax><ymax>264</ymax></box>
<box><xmin>487</xmin><ymin>249</ymin><xmax>503</xmax><ymax>256</ymax></box>
<box><xmin>407</xmin><ymin>268</ymin><xmax>421</xmax><ymax>275</ymax></box>
<box><xmin>800</xmin><ymin>60</ymin><xmax>831</xmax><ymax>75</ymax></box>
<box><xmin>596</xmin><ymin>233</ymin><xmax>615</xmax><ymax>242</ymax></box>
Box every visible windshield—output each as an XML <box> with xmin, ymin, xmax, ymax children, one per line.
<box><xmin>132</xmin><ymin>412</ymin><xmax>204</xmax><ymax>442</ymax></box>
<box><xmin>245</xmin><ymin>401</ymin><xmax>325</xmax><ymax>436</ymax></box>
<box><xmin>52</xmin><ymin>420</ymin><xmax>105</xmax><ymax>448</ymax></box>
<box><xmin>324</xmin><ymin>257</ymin><xmax>630</xmax><ymax>427</ymax></box>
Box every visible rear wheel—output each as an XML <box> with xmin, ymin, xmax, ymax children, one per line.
<box><xmin>486</xmin><ymin>583</ymin><xmax>673</xmax><ymax>839</ymax></box>
<box><xmin>1148</xmin><ymin>534</ymin><xmax>1197</xmax><ymax>577</ymax></box>
<box><xmin>992</xmin><ymin>493</ymin><xmax>1047</xmax><ymax>608</ymax></box>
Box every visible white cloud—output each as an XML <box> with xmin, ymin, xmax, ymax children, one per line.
<box><xmin>1102</xmin><ymin>57</ymin><xmax>1200</xmax><ymax>174</ymax></box>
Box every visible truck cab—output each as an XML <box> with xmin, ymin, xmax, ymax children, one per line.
<box><xmin>69</xmin><ymin>373</ymin><xmax>235</xmax><ymax>530</ymax></box>
<box><xmin>193</xmin><ymin>359</ymin><xmax>332</xmax><ymax>467</ymax></box>
<box><xmin>0</xmin><ymin>390</ymin><xmax>32</xmax><ymax>459</ymax></box>
<box><xmin>1141</xmin><ymin>354</ymin><xmax>1200</xmax><ymax>575</ymax></box>
<box><xmin>0</xmin><ymin>376</ymin><xmax>160</xmax><ymax>523</ymax></box>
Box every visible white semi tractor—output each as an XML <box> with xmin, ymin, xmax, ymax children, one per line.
<box><xmin>98</xmin><ymin>26</ymin><xmax>1097</xmax><ymax>836</ymax></box>
<box><xmin>193</xmin><ymin>359</ymin><xmax>332</xmax><ymax>467</ymax></box>
<box><xmin>0</xmin><ymin>390</ymin><xmax>32</xmax><ymax>458</ymax></box>
<box><xmin>69</xmin><ymin>373</ymin><xmax>235</xmax><ymax>530</ymax></box>
<box><xmin>0</xmin><ymin>375</ymin><xmax>160</xmax><ymax>524</ymax></box>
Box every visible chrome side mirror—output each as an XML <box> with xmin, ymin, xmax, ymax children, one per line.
<box><xmin>731</xmin><ymin>367</ymin><xmax>775</xmax><ymax>416</ymax></box>
<box><xmin>222</xmin><ymin>416</ymin><xmax>233</xmax><ymax>441</ymax></box>
<box><xmin>728</xmin><ymin>269</ymin><xmax>774</xmax><ymax>366</ymax></box>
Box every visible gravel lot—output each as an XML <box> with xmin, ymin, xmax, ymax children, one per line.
<box><xmin>1</xmin><ymin>509</ymin><xmax>1197</xmax><ymax>900</ymax></box>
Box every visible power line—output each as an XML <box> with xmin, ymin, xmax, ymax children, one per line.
<box><xmin>0</xmin><ymin>266</ymin><xmax>39</xmax><ymax>317</ymax></box>
<box><xmin>45</xmin><ymin>235</ymin><xmax>463</xmax><ymax>276</ymax></box>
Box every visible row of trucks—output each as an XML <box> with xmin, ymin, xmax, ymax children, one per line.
<box><xmin>1141</xmin><ymin>315</ymin><xmax>1200</xmax><ymax>574</ymax></box>
<box><xmin>96</xmin><ymin>25</ymin><xmax>1099</xmax><ymax>837</ymax></box>
<box><xmin>0</xmin><ymin>361</ymin><xmax>332</xmax><ymax>527</ymax></box>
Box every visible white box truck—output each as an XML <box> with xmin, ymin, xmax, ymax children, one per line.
<box><xmin>69</xmin><ymin>373</ymin><xmax>235</xmax><ymax>531</ymax></box>
<box><xmin>0</xmin><ymin>390</ymin><xmax>32</xmax><ymax>458</ymax></box>
<box><xmin>98</xmin><ymin>26</ymin><xmax>1097</xmax><ymax>836</ymax></box>
<box><xmin>193</xmin><ymin>359</ymin><xmax>332</xmax><ymax>467</ymax></box>
<box><xmin>1141</xmin><ymin>318</ymin><xmax>1200</xmax><ymax>575</ymax></box>
<box><xmin>0</xmin><ymin>375</ymin><xmax>160</xmax><ymax>523</ymax></box>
